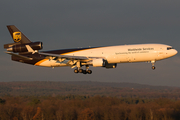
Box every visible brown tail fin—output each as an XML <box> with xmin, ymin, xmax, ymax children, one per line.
<box><xmin>7</xmin><ymin>25</ymin><xmax>31</xmax><ymax>44</ymax></box>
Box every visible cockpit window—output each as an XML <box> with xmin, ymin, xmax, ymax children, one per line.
<box><xmin>167</xmin><ymin>47</ymin><xmax>173</xmax><ymax>50</ymax></box>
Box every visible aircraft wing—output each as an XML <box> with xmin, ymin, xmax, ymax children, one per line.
<box><xmin>39</xmin><ymin>52</ymin><xmax>95</xmax><ymax>60</ymax></box>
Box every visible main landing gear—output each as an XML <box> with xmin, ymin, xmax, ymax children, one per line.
<box><xmin>74</xmin><ymin>69</ymin><xmax>92</xmax><ymax>74</ymax></box>
<box><xmin>74</xmin><ymin>65</ymin><xmax>92</xmax><ymax>74</ymax></box>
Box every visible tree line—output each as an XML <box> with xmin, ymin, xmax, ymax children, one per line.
<box><xmin>0</xmin><ymin>81</ymin><xmax>180</xmax><ymax>119</ymax></box>
<box><xmin>0</xmin><ymin>95</ymin><xmax>180</xmax><ymax>120</ymax></box>
<box><xmin>0</xmin><ymin>81</ymin><xmax>180</xmax><ymax>99</ymax></box>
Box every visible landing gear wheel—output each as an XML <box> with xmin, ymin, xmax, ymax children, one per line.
<box><xmin>74</xmin><ymin>69</ymin><xmax>79</xmax><ymax>73</ymax></box>
<box><xmin>79</xmin><ymin>69</ymin><xmax>83</xmax><ymax>73</ymax></box>
<box><xmin>152</xmin><ymin>66</ymin><xmax>156</xmax><ymax>70</ymax></box>
<box><xmin>83</xmin><ymin>70</ymin><xmax>87</xmax><ymax>74</ymax></box>
<box><xmin>87</xmin><ymin>70</ymin><xmax>92</xmax><ymax>74</ymax></box>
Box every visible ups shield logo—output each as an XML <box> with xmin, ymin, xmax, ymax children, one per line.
<box><xmin>13</xmin><ymin>32</ymin><xmax>21</xmax><ymax>42</ymax></box>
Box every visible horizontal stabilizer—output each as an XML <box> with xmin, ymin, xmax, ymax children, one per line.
<box><xmin>4</xmin><ymin>42</ymin><xmax>21</xmax><ymax>49</ymax></box>
<box><xmin>5</xmin><ymin>52</ymin><xmax>33</xmax><ymax>60</ymax></box>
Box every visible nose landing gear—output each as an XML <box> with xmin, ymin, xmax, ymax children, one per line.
<box><xmin>151</xmin><ymin>61</ymin><xmax>156</xmax><ymax>70</ymax></box>
<box><xmin>152</xmin><ymin>66</ymin><xmax>156</xmax><ymax>70</ymax></box>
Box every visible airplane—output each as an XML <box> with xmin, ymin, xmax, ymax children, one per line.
<box><xmin>4</xmin><ymin>25</ymin><xmax>178</xmax><ymax>74</ymax></box>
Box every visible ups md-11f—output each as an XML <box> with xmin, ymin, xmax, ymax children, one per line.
<box><xmin>4</xmin><ymin>25</ymin><xmax>178</xmax><ymax>74</ymax></box>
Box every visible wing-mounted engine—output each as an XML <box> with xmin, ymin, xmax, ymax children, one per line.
<box><xmin>86</xmin><ymin>58</ymin><xmax>117</xmax><ymax>68</ymax></box>
<box><xmin>87</xmin><ymin>58</ymin><xmax>105</xmax><ymax>67</ymax></box>
<box><xmin>5</xmin><ymin>42</ymin><xmax>43</xmax><ymax>53</ymax></box>
<box><xmin>92</xmin><ymin>58</ymin><xmax>105</xmax><ymax>67</ymax></box>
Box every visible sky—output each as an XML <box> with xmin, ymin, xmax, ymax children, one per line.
<box><xmin>1</xmin><ymin>0</ymin><xmax>180</xmax><ymax>86</ymax></box>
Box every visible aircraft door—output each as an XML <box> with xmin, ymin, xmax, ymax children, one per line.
<box><xmin>157</xmin><ymin>48</ymin><xmax>165</xmax><ymax>59</ymax></box>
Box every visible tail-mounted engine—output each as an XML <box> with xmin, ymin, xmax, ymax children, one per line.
<box><xmin>6</xmin><ymin>42</ymin><xmax>43</xmax><ymax>53</ymax></box>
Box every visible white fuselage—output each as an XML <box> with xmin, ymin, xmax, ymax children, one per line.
<box><xmin>37</xmin><ymin>44</ymin><xmax>178</xmax><ymax>67</ymax></box>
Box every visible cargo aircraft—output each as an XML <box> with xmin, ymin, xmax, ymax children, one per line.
<box><xmin>4</xmin><ymin>25</ymin><xmax>178</xmax><ymax>74</ymax></box>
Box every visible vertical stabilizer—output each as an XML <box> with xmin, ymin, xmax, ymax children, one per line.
<box><xmin>7</xmin><ymin>25</ymin><xmax>31</xmax><ymax>44</ymax></box>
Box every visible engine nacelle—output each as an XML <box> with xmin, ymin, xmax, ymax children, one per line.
<box><xmin>91</xmin><ymin>59</ymin><xmax>105</xmax><ymax>67</ymax></box>
<box><xmin>7</xmin><ymin>42</ymin><xmax>43</xmax><ymax>53</ymax></box>
<box><xmin>105</xmin><ymin>63</ymin><xmax>117</xmax><ymax>68</ymax></box>
<box><xmin>86</xmin><ymin>59</ymin><xmax>117</xmax><ymax>68</ymax></box>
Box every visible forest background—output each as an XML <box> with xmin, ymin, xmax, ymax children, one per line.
<box><xmin>0</xmin><ymin>81</ymin><xmax>180</xmax><ymax>120</ymax></box>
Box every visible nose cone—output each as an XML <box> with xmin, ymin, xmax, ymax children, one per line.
<box><xmin>173</xmin><ymin>49</ymin><xmax>178</xmax><ymax>56</ymax></box>
<box><xmin>166</xmin><ymin>49</ymin><xmax>178</xmax><ymax>58</ymax></box>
